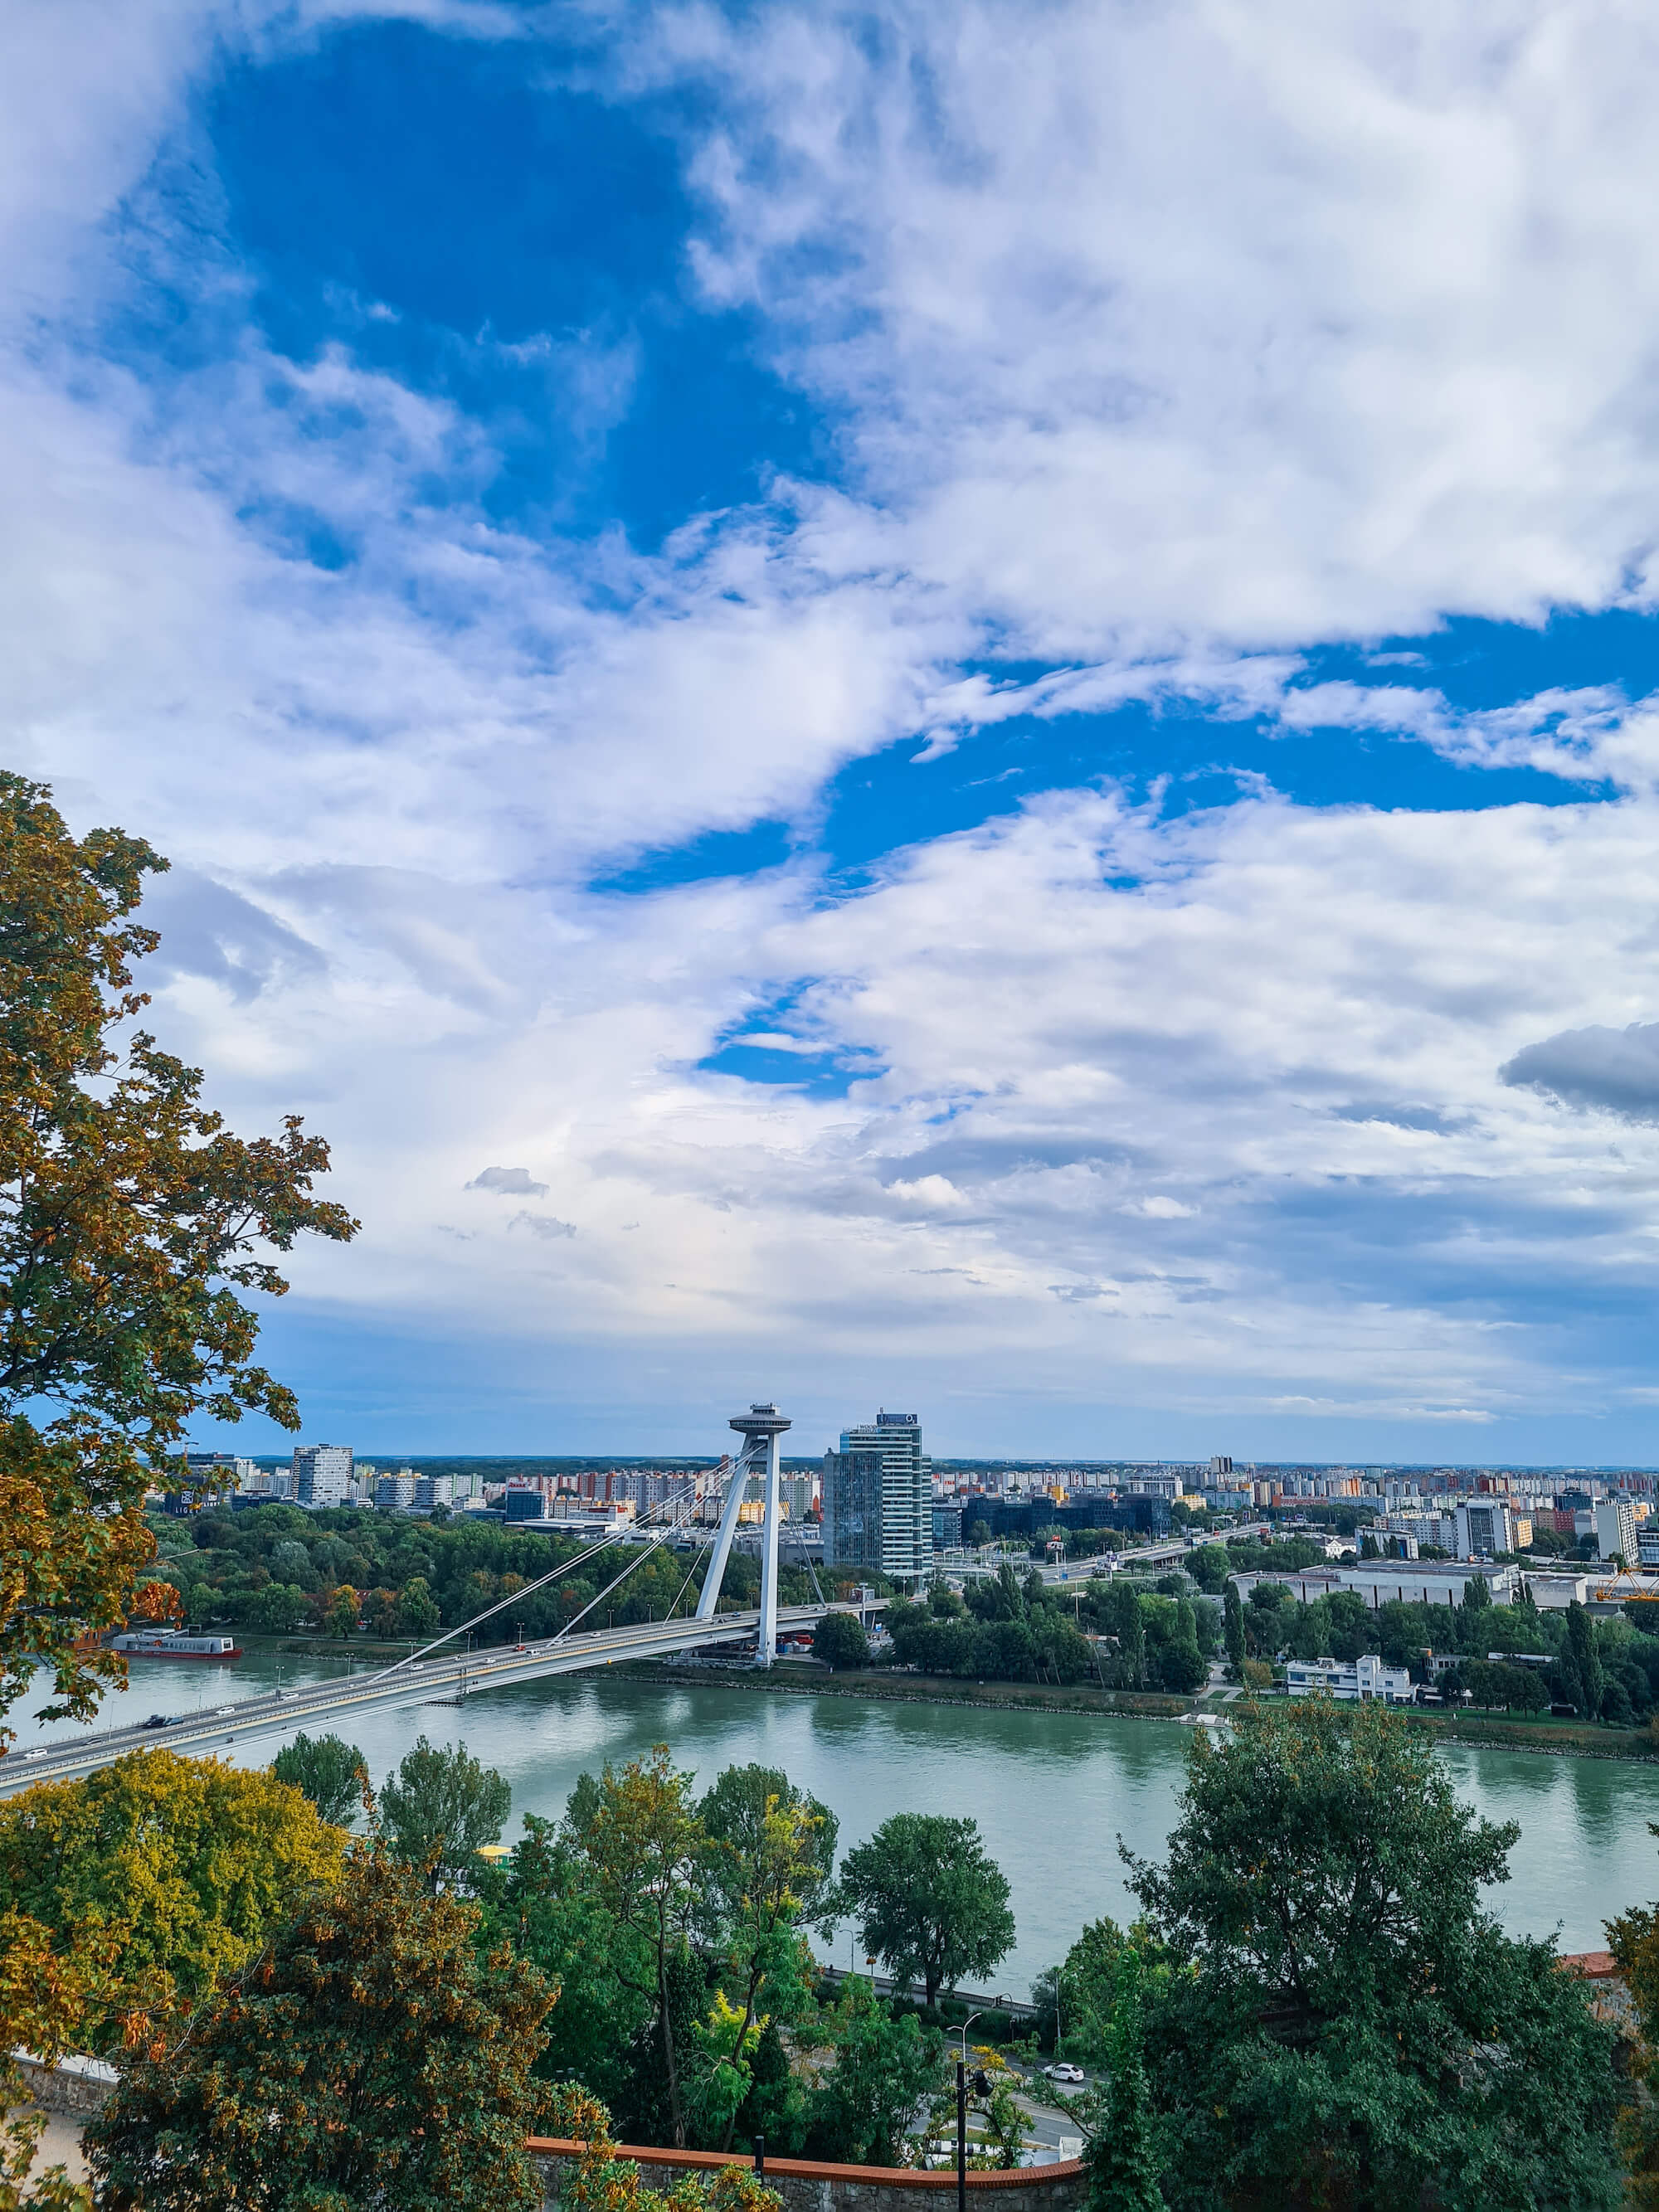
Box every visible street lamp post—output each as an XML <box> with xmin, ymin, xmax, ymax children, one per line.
<box><xmin>956</xmin><ymin>2010</ymin><xmax>989</xmax><ymax>2212</ymax></box>
<box><xmin>956</xmin><ymin>2059</ymin><xmax>967</xmax><ymax>2212</ymax></box>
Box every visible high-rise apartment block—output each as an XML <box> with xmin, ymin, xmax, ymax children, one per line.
<box><xmin>1454</xmin><ymin>1499</ymin><xmax>1514</xmax><ymax>1559</ymax></box>
<box><xmin>292</xmin><ymin>1443</ymin><xmax>353</xmax><ymax>1508</ymax></box>
<box><xmin>1596</xmin><ymin>1496</ymin><xmax>1640</xmax><ymax>1564</ymax></box>
<box><xmin>823</xmin><ymin>1410</ymin><xmax>932</xmax><ymax>1583</ymax></box>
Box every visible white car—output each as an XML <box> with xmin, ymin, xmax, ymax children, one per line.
<box><xmin>1045</xmin><ymin>2063</ymin><xmax>1086</xmax><ymax>2084</ymax></box>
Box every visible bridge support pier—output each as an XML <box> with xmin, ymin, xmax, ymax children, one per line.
<box><xmin>757</xmin><ymin>1423</ymin><xmax>782</xmax><ymax>1667</ymax></box>
<box><xmin>714</xmin><ymin>1402</ymin><xmax>792</xmax><ymax>1666</ymax></box>
<box><xmin>695</xmin><ymin>1436</ymin><xmax>760</xmax><ymax>1623</ymax></box>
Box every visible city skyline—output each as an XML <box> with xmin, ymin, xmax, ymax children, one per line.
<box><xmin>19</xmin><ymin>7</ymin><xmax>1659</xmax><ymax>1460</ymax></box>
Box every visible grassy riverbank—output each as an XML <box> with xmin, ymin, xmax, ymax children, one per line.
<box><xmin>631</xmin><ymin>1656</ymin><xmax>1659</xmax><ymax>1760</ymax></box>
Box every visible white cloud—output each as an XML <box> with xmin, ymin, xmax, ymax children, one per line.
<box><xmin>15</xmin><ymin>0</ymin><xmax>1659</xmax><ymax>1452</ymax></box>
<box><xmin>650</xmin><ymin>0</ymin><xmax>1659</xmax><ymax>651</ymax></box>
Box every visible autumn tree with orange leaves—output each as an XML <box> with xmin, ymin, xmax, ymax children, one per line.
<box><xmin>0</xmin><ymin>773</ymin><xmax>356</xmax><ymax>1750</ymax></box>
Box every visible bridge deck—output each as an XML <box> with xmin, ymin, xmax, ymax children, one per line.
<box><xmin>0</xmin><ymin>1605</ymin><xmax>839</xmax><ymax>1796</ymax></box>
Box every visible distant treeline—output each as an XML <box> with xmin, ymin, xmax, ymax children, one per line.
<box><xmin>144</xmin><ymin>1503</ymin><xmax>848</xmax><ymax>1641</ymax></box>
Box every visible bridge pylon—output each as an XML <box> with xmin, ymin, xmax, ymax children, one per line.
<box><xmin>695</xmin><ymin>1402</ymin><xmax>791</xmax><ymax>1664</ymax></box>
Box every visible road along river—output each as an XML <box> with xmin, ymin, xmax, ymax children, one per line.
<box><xmin>9</xmin><ymin>1653</ymin><xmax>1659</xmax><ymax>1987</ymax></box>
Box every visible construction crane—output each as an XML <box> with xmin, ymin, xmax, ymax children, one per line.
<box><xmin>1593</xmin><ymin>1567</ymin><xmax>1659</xmax><ymax>1606</ymax></box>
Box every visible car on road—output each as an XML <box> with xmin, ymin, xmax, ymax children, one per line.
<box><xmin>139</xmin><ymin>1714</ymin><xmax>173</xmax><ymax>1730</ymax></box>
<box><xmin>1044</xmin><ymin>2063</ymin><xmax>1086</xmax><ymax>2084</ymax></box>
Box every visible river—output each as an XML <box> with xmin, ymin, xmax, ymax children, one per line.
<box><xmin>12</xmin><ymin>1652</ymin><xmax>1659</xmax><ymax>1983</ymax></box>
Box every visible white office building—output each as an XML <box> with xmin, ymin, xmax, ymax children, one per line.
<box><xmin>1454</xmin><ymin>1500</ymin><xmax>1515</xmax><ymax>1559</ymax></box>
<box><xmin>234</xmin><ymin>1464</ymin><xmax>294</xmax><ymax>1500</ymax></box>
<box><xmin>1597</xmin><ymin>1496</ymin><xmax>1640</xmax><ymax>1564</ymax></box>
<box><xmin>1286</xmin><ymin>1653</ymin><xmax>1414</xmax><ymax>1704</ymax></box>
<box><xmin>1127</xmin><ymin>1473</ymin><xmax>1185</xmax><ymax>1500</ymax></box>
<box><xmin>293</xmin><ymin>1443</ymin><xmax>353</xmax><ymax>1508</ymax></box>
<box><xmin>824</xmin><ymin>1411</ymin><xmax>933</xmax><ymax>1582</ymax></box>
<box><xmin>414</xmin><ymin>1472</ymin><xmax>453</xmax><ymax>1510</ymax></box>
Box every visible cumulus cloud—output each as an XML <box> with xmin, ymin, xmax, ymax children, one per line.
<box><xmin>1501</xmin><ymin>1023</ymin><xmax>1659</xmax><ymax>1123</ymax></box>
<box><xmin>468</xmin><ymin>1167</ymin><xmax>549</xmax><ymax>1195</ymax></box>
<box><xmin>655</xmin><ymin>0</ymin><xmax>1659</xmax><ymax>651</ymax></box>
<box><xmin>17</xmin><ymin>0</ymin><xmax>1659</xmax><ymax>1453</ymax></box>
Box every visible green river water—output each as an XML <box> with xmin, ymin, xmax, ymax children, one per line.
<box><xmin>14</xmin><ymin>1651</ymin><xmax>1659</xmax><ymax>1986</ymax></box>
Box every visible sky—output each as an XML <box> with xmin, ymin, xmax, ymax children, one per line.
<box><xmin>16</xmin><ymin>2</ymin><xmax>1659</xmax><ymax>1462</ymax></box>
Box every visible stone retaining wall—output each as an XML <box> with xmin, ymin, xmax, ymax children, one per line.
<box><xmin>530</xmin><ymin>2138</ymin><xmax>1088</xmax><ymax>2212</ymax></box>
<box><xmin>12</xmin><ymin>2055</ymin><xmax>116</xmax><ymax>2118</ymax></box>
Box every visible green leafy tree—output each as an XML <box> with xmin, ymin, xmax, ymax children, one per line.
<box><xmin>84</xmin><ymin>1843</ymin><xmax>554</xmax><ymax>2211</ymax></box>
<box><xmin>698</xmin><ymin>1765</ymin><xmax>839</xmax><ymax>2146</ymax></box>
<box><xmin>1128</xmin><ymin>1699</ymin><xmax>1619</xmax><ymax>2210</ymax></box>
<box><xmin>803</xmin><ymin>1976</ymin><xmax>947</xmax><ymax>2166</ymax></box>
<box><xmin>396</xmin><ymin>1575</ymin><xmax>441</xmax><ymax>1638</ymax></box>
<box><xmin>270</xmin><ymin>1733</ymin><xmax>368</xmax><ymax>1828</ymax></box>
<box><xmin>241</xmin><ymin>1582</ymin><xmax>306</xmax><ymax>1635</ymax></box>
<box><xmin>1106</xmin><ymin>1584</ymin><xmax>1147</xmax><ymax>1689</ymax></box>
<box><xmin>267</xmin><ymin>1540</ymin><xmax>316</xmax><ymax>1590</ymax></box>
<box><xmin>476</xmin><ymin>1813</ymin><xmax>648</xmax><ymax>2113</ymax></box>
<box><xmin>1186</xmin><ymin>1546</ymin><xmax>1231</xmax><ymax>1596</ymax></box>
<box><xmin>837</xmin><ymin>1812</ymin><xmax>1015</xmax><ymax>2007</ymax></box>
<box><xmin>1222</xmin><ymin>1582</ymin><xmax>1245</xmax><ymax>1678</ymax></box>
<box><xmin>574</xmin><ymin>1747</ymin><xmax>707</xmax><ymax>2146</ymax></box>
<box><xmin>1082</xmin><ymin>1951</ymin><xmax>1162</xmax><ymax>2212</ymax></box>
<box><xmin>1033</xmin><ymin>1918</ymin><xmax>1131</xmax><ymax>2065</ymax></box>
<box><xmin>382</xmin><ymin>1735</ymin><xmax>511</xmax><ymax>1889</ymax></box>
<box><xmin>812</xmin><ymin>1611</ymin><xmax>870</xmax><ymax>1671</ymax></box>
<box><xmin>1606</xmin><ymin>1842</ymin><xmax>1659</xmax><ymax>2205</ymax></box>
<box><xmin>731</xmin><ymin>2017</ymin><xmax>806</xmax><ymax>2156</ymax></box>
<box><xmin>0</xmin><ymin>775</ymin><xmax>355</xmax><ymax>1751</ymax></box>
<box><xmin>1151</xmin><ymin>1599</ymin><xmax>1205</xmax><ymax>1694</ymax></box>
<box><xmin>1567</xmin><ymin>1600</ymin><xmax>1606</xmax><ymax>1719</ymax></box>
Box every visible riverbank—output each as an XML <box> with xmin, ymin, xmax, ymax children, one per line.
<box><xmin>630</xmin><ymin>1657</ymin><xmax>1659</xmax><ymax>1762</ymax></box>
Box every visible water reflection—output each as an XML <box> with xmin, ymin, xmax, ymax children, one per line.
<box><xmin>11</xmin><ymin>1661</ymin><xmax>1659</xmax><ymax>1974</ymax></box>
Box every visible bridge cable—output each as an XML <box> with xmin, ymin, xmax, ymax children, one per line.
<box><xmin>362</xmin><ymin>1482</ymin><xmax>719</xmax><ymax>1685</ymax></box>
<box><xmin>548</xmin><ymin>1495</ymin><xmax>718</xmax><ymax>1646</ymax></box>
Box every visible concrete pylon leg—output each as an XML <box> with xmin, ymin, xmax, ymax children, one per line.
<box><xmin>696</xmin><ymin>1445</ymin><xmax>757</xmax><ymax>1621</ymax></box>
<box><xmin>757</xmin><ymin>1430</ymin><xmax>781</xmax><ymax>1665</ymax></box>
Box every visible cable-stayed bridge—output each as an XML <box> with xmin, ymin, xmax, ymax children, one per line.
<box><xmin>0</xmin><ymin>1605</ymin><xmax>842</xmax><ymax>1796</ymax></box>
<box><xmin>2</xmin><ymin>1402</ymin><xmax>868</xmax><ymax>1798</ymax></box>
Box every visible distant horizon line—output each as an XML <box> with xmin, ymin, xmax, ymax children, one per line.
<box><xmin>208</xmin><ymin>1451</ymin><xmax>1659</xmax><ymax>1476</ymax></box>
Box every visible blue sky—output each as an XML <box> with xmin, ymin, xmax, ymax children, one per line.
<box><xmin>15</xmin><ymin>1</ymin><xmax>1659</xmax><ymax>1460</ymax></box>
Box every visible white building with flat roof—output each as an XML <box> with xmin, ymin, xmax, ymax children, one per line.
<box><xmin>1232</xmin><ymin>1563</ymin><xmax>1594</xmax><ymax>1612</ymax></box>
<box><xmin>1286</xmin><ymin>1653</ymin><xmax>1414</xmax><ymax>1704</ymax></box>
<box><xmin>1455</xmin><ymin>1499</ymin><xmax>1515</xmax><ymax>1559</ymax></box>
<box><xmin>1597</xmin><ymin>1497</ymin><xmax>1639</xmax><ymax>1563</ymax></box>
<box><xmin>293</xmin><ymin>1443</ymin><xmax>353</xmax><ymax>1508</ymax></box>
